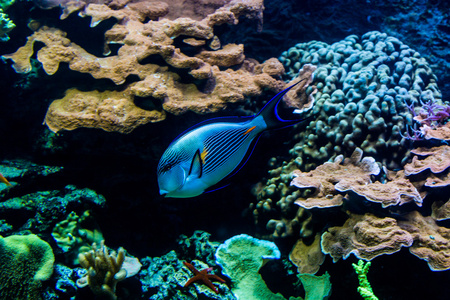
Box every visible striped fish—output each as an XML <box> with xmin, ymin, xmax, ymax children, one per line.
<box><xmin>157</xmin><ymin>82</ymin><xmax>308</xmax><ymax>198</ymax></box>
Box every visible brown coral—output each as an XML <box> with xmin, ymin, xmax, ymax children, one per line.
<box><xmin>431</xmin><ymin>198</ymin><xmax>450</xmax><ymax>221</ymax></box>
<box><xmin>399</xmin><ymin>211</ymin><xmax>450</xmax><ymax>271</ymax></box>
<box><xmin>404</xmin><ymin>145</ymin><xmax>450</xmax><ymax>175</ymax></box>
<box><xmin>3</xmin><ymin>0</ymin><xmax>286</xmax><ymax>133</ymax></box>
<box><xmin>335</xmin><ymin>170</ymin><xmax>423</xmax><ymax>208</ymax></box>
<box><xmin>289</xmin><ymin>233</ymin><xmax>325</xmax><ymax>274</ymax></box>
<box><xmin>291</xmin><ymin>148</ymin><xmax>380</xmax><ymax>209</ymax></box>
<box><xmin>321</xmin><ymin>213</ymin><xmax>413</xmax><ymax>262</ymax></box>
<box><xmin>45</xmin><ymin>88</ymin><xmax>165</xmax><ymax>133</ymax></box>
<box><xmin>283</xmin><ymin>64</ymin><xmax>317</xmax><ymax>110</ymax></box>
<box><xmin>419</xmin><ymin>122</ymin><xmax>450</xmax><ymax>141</ymax></box>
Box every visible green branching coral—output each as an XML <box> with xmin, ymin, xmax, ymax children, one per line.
<box><xmin>352</xmin><ymin>260</ymin><xmax>379</xmax><ymax>300</ymax></box>
<box><xmin>52</xmin><ymin>210</ymin><xmax>104</xmax><ymax>264</ymax></box>
<box><xmin>0</xmin><ymin>0</ymin><xmax>15</xmax><ymax>41</ymax></box>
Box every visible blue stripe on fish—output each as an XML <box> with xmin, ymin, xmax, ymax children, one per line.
<box><xmin>157</xmin><ymin>80</ymin><xmax>311</xmax><ymax>198</ymax></box>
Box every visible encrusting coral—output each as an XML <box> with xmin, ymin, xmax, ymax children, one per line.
<box><xmin>2</xmin><ymin>0</ymin><xmax>291</xmax><ymax>133</ymax></box>
<box><xmin>404</xmin><ymin>145</ymin><xmax>450</xmax><ymax>176</ymax></box>
<box><xmin>307</xmin><ymin>146</ymin><xmax>450</xmax><ymax>271</ymax></box>
<box><xmin>320</xmin><ymin>213</ymin><xmax>414</xmax><ymax>262</ymax></box>
<box><xmin>215</xmin><ymin>234</ymin><xmax>332</xmax><ymax>300</ymax></box>
<box><xmin>254</xmin><ymin>137</ymin><xmax>450</xmax><ymax>274</ymax></box>
<box><xmin>398</xmin><ymin>211</ymin><xmax>450</xmax><ymax>272</ymax></box>
<box><xmin>289</xmin><ymin>233</ymin><xmax>325</xmax><ymax>275</ymax></box>
<box><xmin>291</xmin><ymin>148</ymin><xmax>380</xmax><ymax>209</ymax></box>
<box><xmin>0</xmin><ymin>234</ymin><xmax>55</xmax><ymax>300</ymax></box>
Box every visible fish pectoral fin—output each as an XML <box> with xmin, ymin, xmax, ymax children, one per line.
<box><xmin>189</xmin><ymin>149</ymin><xmax>203</xmax><ymax>178</ymax></box>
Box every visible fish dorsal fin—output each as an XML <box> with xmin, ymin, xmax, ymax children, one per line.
<box><xmin>189</xmin><ymin>149</ymin><xmax>203</xmax><ymax>178</ymax></box>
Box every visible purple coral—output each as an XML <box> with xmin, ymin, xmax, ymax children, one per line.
<box><xmin>402</xmin><ymin>95</ymin><xmax>450</xmax><ymax>141</ymax></box>
<box><xmin>416</xmin><ymin>98</ymin><xmax>450</xmax><ymax>127</ymax></box>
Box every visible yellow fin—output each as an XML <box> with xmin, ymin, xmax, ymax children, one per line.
<box><xmin>201</xmin><ymin>148</ymin><xmax>208</xmax><ymax>164</ymax></box>
<box><xmin>0</xmin><ymin>173</ymin><xmax>12</xmax><ymax>186</ymax></box>
<box><xmin>243</xmin><ymin>126</ymin><xmax>257</xmax><ymax>135</ymax></box>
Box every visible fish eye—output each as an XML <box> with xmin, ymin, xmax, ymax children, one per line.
<box><xmin>161</xmin><ymin>163</ymin><xmax>175</xmax><ymax>173</ymax></box>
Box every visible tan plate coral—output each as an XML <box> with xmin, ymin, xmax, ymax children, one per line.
<box><xmin>3</xmin><ymin>0</ymin><xmax>292</xmax><ymax>133</ymax></box>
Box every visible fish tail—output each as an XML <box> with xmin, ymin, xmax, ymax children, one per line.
<box><xmin>257</xmin><ymin>80</ymin><xmax>306</xmax><ymax>130</ymax></box>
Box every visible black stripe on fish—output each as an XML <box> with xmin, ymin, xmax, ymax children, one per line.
<box><xmin>202</xmin><ymin>127</ymin><xmax>251</xmax><ymax>175</ymax></box>
<box><xmin>157</xmin><ymin>147</ymin><xmax>190</xmax><ymax>175</ymax></box>
<box><xmin>203</xmin><ymin>128</ymin><xmax>245</xmax><ymax>169</ymax></box>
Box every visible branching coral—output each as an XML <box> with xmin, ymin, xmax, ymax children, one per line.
<box><xmin>52</xmin><ymin>210</ymin><xmax>104</xmax><ymax>264</ymax></box>
<box><xmin>76</xmin><ymin>241</ymin><xmax>141</xmax><ymax>299</ymax></box>
<box><xmin>352</xmin><ymin>260</ymin><xmax>379</xmax><ymax>300</ymax></box>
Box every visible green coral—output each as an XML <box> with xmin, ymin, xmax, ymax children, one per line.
<box><xmin>52</xmin><ymin>210</ymin><xmax>104</xmax><ymax>264</ymax></box>
<box><xmin>0</xmin><ymin>234</ymin><xmax>55</xmax><ymax>299</ymax></box>
<box><xmin>0</xmin><ymin>0</ymin><xmax>15</xmax><ymax>42</ymax></box>
<box><xmin>215</xmin><ymin>234</ymin><xmax>332</xmax><ymax>300</ymax></box>
<box><xmin>352</xmin><ymin>260</ymin><xmax>379</xmax><ymax>300</ymax></box>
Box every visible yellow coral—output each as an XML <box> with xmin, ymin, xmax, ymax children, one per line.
<box><xmin>77</xmin><ymin>241</ymin><xmax>127</xmax><ymax>300</ymax></box>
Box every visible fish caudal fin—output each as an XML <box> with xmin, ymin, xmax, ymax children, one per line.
<box><xmin>257</xmin><ymin>80</ymin><xmax>306</xmax><ymax>130</ymax></box>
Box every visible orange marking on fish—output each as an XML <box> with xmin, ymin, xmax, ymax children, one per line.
<box><xmin>0</xmin><ymin>173</ymin><xmax>12</xmax><ymax>186</ymax></box>
<box><xmin>243</xmin><ymin>126</ymin><xmax>257</xmax><ymax>135</ymax></box>
<box><xmin>201</xmin><ymin>148</ymin><xmax>208</xmax><ymax>164</ymax></box>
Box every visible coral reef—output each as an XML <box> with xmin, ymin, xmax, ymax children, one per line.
<box><xmin>215</xmin><ymin>234</ymin><xmax>332</xmax><ymax>300</ymax></box>
<box><xmin>2</xmin><ymin>0</ymin><xmax>290</xmax><ymax>133</ymax></box>
<box><xmin>254</xmin><ymin>138</ymin><xmax>450</xmax><ymax>273</ymax></box>
<box><xmin>177</xmin><ymin>230</ymin><xmax>220</xmax><ymax>267</ymax></box>
<box><xmin>0</xmin><ymin>234</ymin><xmax>55</xmax><ymax>299</ymax></box>
<box><xmin>404</xmin><ymin>145</ymin><xmax>450</xmax><ymax>175</ymax></box>
<box><xmin>291</xmin><ymin>148</ymin><xmax>380</xmax><ymax>209</ymax></box>
<box><xmin>398</xmin><ymin>211</ymin><xmax>450</xmax><ymax>272</ymax></box>
<box><xmin>0</xmin><ymin>160</ymin><xmax>62</xmax><ymax>193</ymax></box>
<box><xmin>0</xmin><ymin>184</ymin><xmax>106</xmax><ymax>233</ymax></box>
<box><xmin>303</xmin><ymin>147</ymin><xmax>450</xmax><ymax>271</ymax></box>
<box><xmin>280</xmin><ymin>31</ymin><xmax>443</xmax><ymax>170</ymax></box>
<box><xmin>250</xmin><ymin>31</ymin><xmax>446</xmax><ymax>256</ymax></box>
<box><xmin>139</xmin><ymin>232</ymin><xmax>235</xmax><ymax>300</ymax></box>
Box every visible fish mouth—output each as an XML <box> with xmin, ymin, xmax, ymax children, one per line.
<box><xmin>159</xmin><ymin>189</ymin><xmax>168</xmax><ymax>197</ymax></box>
